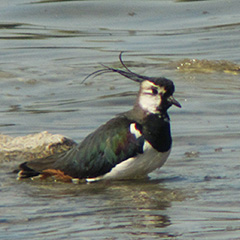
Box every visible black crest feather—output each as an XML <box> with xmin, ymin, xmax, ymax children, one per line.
<box><xmin>82</xmin><ymin>52</ymin><xmax>149</xmax><ymax>84</ymax></box>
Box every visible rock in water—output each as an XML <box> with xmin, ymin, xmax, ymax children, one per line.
<box><xmin>0</xmin><ymin>131</ymin><xmax>76</xmax><ymax>164</ymax></box>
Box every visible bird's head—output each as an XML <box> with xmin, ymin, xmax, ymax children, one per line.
<box><xmin>136</xmin><ymin>77</ymin><xmax>181</xmax><ymax>115</ymax></box>
<box><xmin>83</xmin><ymin>52</ymin><xmax>181</xmax><ymax>116</ymax></box>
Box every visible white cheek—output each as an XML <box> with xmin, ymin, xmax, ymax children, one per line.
<box><xmin>139</xmin><ymin>94</ymin><xmax>161</xmax><ymax>113</ymax></box>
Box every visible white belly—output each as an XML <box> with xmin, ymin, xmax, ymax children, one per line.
<box><xmin>103</xmin><ymin>148</ymin><xmax>170</xmax><ymax>180</ymax></box>
<box><xmin>87</xmin><ymin>142</ymin><xmax>171</xmax><ymax>182</ymax></box>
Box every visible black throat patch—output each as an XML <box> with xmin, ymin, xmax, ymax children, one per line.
<box><xmin>139</xmin><ymin>114</ymin><xmax>172</xmax><ymax>152</ymax></box>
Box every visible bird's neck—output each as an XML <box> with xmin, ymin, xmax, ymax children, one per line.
<box><xmin>129</xmin><ymin>104</ymin><xmax>170</xmax><ymax>123</ymax></box>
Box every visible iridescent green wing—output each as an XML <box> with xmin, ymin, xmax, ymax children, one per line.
<box><xmin>54</xmin><ymin>115</ymin><xmax>144</xmax><ymax>178</ymax></box>
<box><xmin>20</xmin><ymin>115</ymin><xmax>144</xmax><ymax>179</ymax></box>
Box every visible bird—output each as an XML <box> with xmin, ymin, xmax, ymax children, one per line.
<box><xmin>17</xmin><ymin>53</ymin><xmax>181</xmax><ymax>183</ymax></box>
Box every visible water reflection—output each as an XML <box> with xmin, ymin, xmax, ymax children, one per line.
<box><xmin>1</xmin><ymin>177</ymin><xmax>185</xmax><ymax>239</ymax></box>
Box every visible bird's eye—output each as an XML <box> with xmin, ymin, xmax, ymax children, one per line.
<box><xmin>151</xmin><ymin>88</ymin><xmax>158</xmax><ymax>95</ymax></box>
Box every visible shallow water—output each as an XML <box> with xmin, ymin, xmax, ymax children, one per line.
<box><xmin>0</xmin><ymin>0</ymin><xmax>240</xmax><ymax>239</ymax></box>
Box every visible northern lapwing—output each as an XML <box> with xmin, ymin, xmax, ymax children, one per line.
<box><xmin>17</xmin><ymin>53</ymin><xmax>181</xmax><ymax>183</ymax></box>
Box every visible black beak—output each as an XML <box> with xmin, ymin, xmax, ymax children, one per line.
<box><xmin>167</xmin><ymin>96</ymin><xmax>181</xmax><ymax>108</ymax></box>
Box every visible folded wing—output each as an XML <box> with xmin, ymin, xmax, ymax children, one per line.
<box><xmin>18</xmin><ymin>115</ymin><xmax>144</xmax><ymax>180</ymax></box>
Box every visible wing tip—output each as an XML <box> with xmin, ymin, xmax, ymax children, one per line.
<box><xmin>17</xmin><ymin>162</ymin><xmax>40</xmax><ymax>179</ymax></box>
